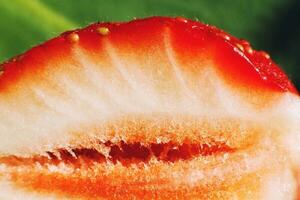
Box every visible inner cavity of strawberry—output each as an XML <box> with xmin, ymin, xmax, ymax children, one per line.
<box><xmin>0</xmin><ymin>140</ymin><xmax>234</xmax><ymax>168</ymax></box>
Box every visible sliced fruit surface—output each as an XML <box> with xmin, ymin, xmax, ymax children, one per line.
<box><xmin>0</xmin><ymin>17</ymin><xmax>299</xmax><ymax>200</ymax></box>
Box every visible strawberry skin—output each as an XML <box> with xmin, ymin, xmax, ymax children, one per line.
<box><xmin>0</xmin><ymin>17</ymin><xmax>299</xmax><ymax>200</ymax></box>
<box><xmin>0</xmin><ymin>17</ymin><xmax>297</xmax><ymax>95</ymax></box>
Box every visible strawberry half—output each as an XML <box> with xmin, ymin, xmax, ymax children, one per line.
<box><xmin>0</xmin><ymin>16</ymin><xmax>299</xmax><ymax>200</ymax></box>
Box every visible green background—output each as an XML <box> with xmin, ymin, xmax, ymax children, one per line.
<box><xmin>0</xmin><ymin>0</ymin><xmax>299</xmax><ymax>89</ymax></box>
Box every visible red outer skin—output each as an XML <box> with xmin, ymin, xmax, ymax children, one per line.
<box><xmin>0</xmin><ymin>16</ymin><xmax>298</xmax><ymax>95</ymax></box>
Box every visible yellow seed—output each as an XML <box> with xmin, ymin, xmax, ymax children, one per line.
<box><xmin>176</xmin><ymin>17</ymin><xmax>188</xmax><ymax>23</ymax></box>
<box><xmin>263</xmin><ymin>52</ymin><xmax>270</xmax><ymax>59</ymax></box>
<box><xmin>68</xmin><ymin>33</ymin><xmax>79</xmax><ymax>43</ymax></box>
<box><xmin>0</xmin><ymin>65</ymin><xmax>4</xmax><ymax>76</ymax></box>
<box><xmin>246</xmin><ymin>47</ymin><xmax>253</xmax><ymax>54</ymax></box>
<box><xmin>240</xmin><ymin>39</ymin><xmax>250</xmax><ymax>46</ymax></box>
<box><xmin>97</xmin><ymin>27</ymin><xmax>110</xmax><ymax>36</ymax></box>
<box><xmin>236</xmin><ymin>43</ymin><xmax>244</xmax><ymax>52</ymax></box>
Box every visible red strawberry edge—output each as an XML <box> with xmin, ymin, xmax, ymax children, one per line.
<box><xmin>0</xmin><ymin>16</ymin><xmax>298</xmax><ymax>95</ymax></box>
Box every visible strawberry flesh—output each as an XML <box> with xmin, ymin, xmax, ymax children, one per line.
<box><xmin>0</xmin><ymin>16</ymin><xmax>299</xmax><ymax>200</ymax></box>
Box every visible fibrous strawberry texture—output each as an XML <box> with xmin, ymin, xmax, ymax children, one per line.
<box><xmin>0</xmin><ymin>16</ymin><xmax>299</xmax><ymax>200</ymax></box>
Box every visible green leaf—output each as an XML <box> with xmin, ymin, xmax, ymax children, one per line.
<box><xmin>0</xmin><ymin>0</ymin><xmax>299</xmax><ymax>88</ymax></box>
<box><xmin>0</xmin><ymin>0</ymin><xmax>76</xmax><ymax>60</ymax></box>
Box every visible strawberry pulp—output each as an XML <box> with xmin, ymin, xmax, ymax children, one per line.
<box><xmin>0</xmin><ymin>140</ymin><xmax>233</xmax><ymax>167</ymax></box>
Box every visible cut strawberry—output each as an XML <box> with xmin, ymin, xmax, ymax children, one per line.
<box><xmin>0</xmin><ymin>17</ymin><xmax>299</xmax><ymax>200</ymax></box>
